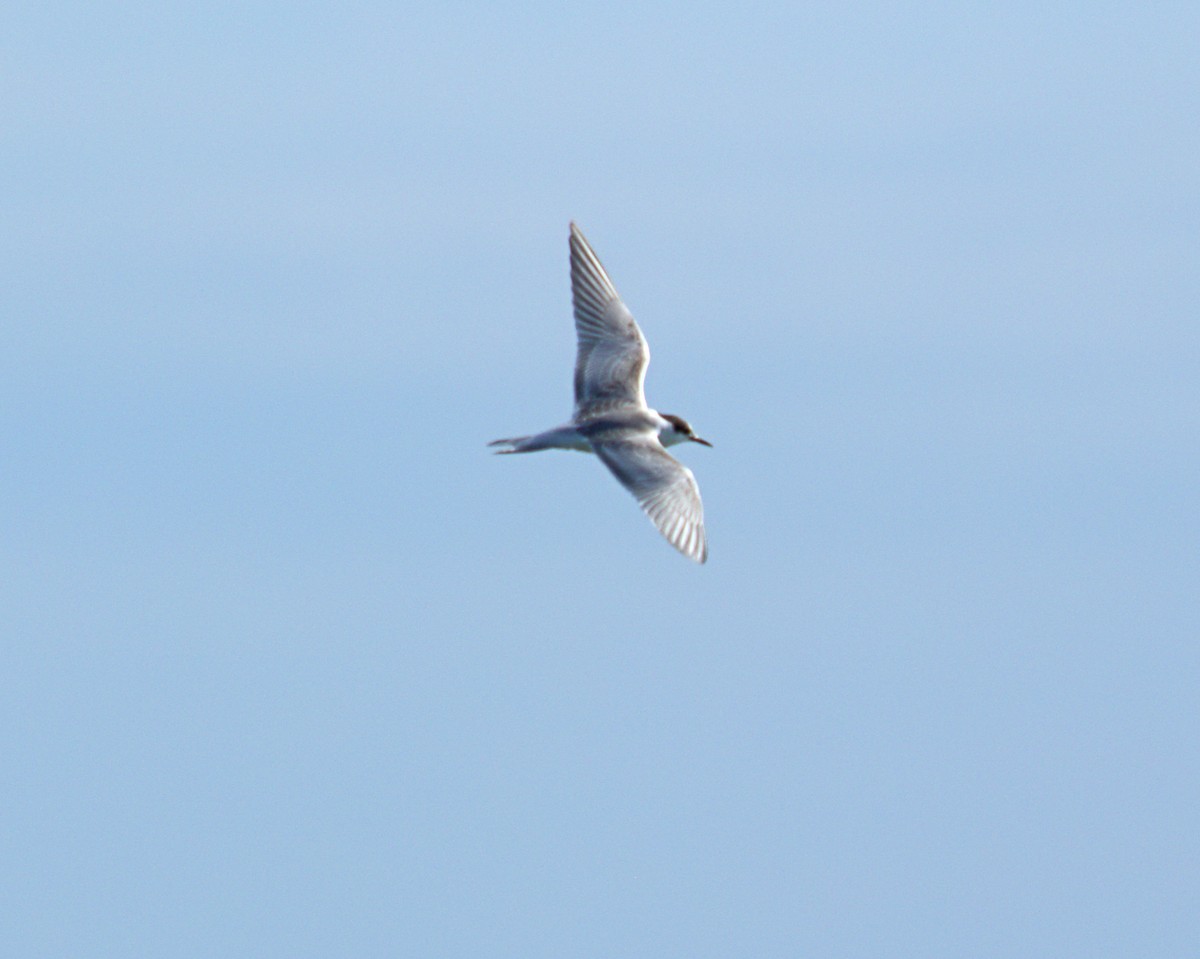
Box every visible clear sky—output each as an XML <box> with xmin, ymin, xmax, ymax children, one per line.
<box><xmin>3</xmin><ymin>2</ymin><xmax>1197</xmax><ymax>956</ymax></box>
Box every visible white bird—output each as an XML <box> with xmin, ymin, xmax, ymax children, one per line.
<box><xmin>490</xmin><ymin>222</ymin><xmax>712</xmax><ymax>563</ymax></box>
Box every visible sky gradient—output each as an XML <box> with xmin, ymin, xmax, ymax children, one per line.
<box><xmin>3</xmin><ymin>2</ymin><xmax>1198</xmax><ymax>956</ymax></box>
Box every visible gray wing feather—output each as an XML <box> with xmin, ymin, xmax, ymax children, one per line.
<box><xmin>592</xmin><ymin>437</ymin><xmax>707</xmax><ymax>563</ymax></box>
<box><xmin>570</xmin><ymin>223</ymin><xmax>649</xmax><ymax>416</ymax></box>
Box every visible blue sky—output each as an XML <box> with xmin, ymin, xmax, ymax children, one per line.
<box><xmin>3</xmin><ymin>2</ymin><xmax>1197</xmax><ymax>956</ymax></box>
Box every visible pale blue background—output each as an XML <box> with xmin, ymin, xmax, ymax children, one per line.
<box><xmin>3</xmin><ymin>2</ymin><xmax>1197</xmax><ymax>956</ymax></box>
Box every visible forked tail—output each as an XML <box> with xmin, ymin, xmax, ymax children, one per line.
<box><xmin>489</xmin><ymin>425</ymin><xmax>592</xmax><ymax>454</ymax></box>
<box><xmin>487</xmin><ymin>436</ymin><xmax>535</xmax><ymax>454</ymax></box>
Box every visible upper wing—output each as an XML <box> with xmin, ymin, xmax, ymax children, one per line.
<box><xmin>592</xmin><ymin>435</ymin><xmax>707</xmax><ymax>563</ymax></box>
<box><xmin>570</xmin><ymin>222</ymin><xmax>649</xmax><ymax>416</ymax></box>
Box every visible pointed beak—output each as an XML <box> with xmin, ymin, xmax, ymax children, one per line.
<box><xmin>691</xmin><ymin>436</ymin><xmax>713</xmax><ymax>447</ymax></box>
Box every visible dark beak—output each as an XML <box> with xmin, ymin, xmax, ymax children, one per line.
<box><xmin>691</xmin><ymin>436</ymin><xmax>713</xmax><ymax>447</ymax></box>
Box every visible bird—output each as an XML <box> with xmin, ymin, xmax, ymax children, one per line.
<box><xmin>490</xmin><ymin>222</ymin><xmax>712</xmax><ymax>563</ymax></box>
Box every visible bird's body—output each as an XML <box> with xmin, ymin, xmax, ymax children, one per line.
<box><xmin>490</xmin><ymin>223</ymin><xmax>711</xmax><ymax>563</ymax></box>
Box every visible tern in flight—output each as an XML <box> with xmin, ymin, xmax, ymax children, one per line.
<box><xmin>490</xmin><ymin>223</ymin><xmax>712</xmax><ymax>563</ymax></box>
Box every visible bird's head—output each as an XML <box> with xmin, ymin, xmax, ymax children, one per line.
<box><xmin>660</xmin><ymin>413</ymin><xmax>713</xmax><ymax>448</ymax></box>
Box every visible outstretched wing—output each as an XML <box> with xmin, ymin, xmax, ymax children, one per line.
<box><xmin>592</xmin><ymin>435</ymin><xmax>707</xmax><ymax>563</ymax></box>
<box><xmin>570</xmin><ymin>222</ymin><xmax>649</xmax><ymax>417</ymax></box>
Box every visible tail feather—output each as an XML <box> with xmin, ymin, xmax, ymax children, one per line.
<box><xmin>488</xmin><ymin>426</ymin><xmax>591</xmax><ymax>454</ymax></box>
<box><xmin>488</xmin><ymin>436</ymin><xmax>531</xmax><ymax>454</ymax></box>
